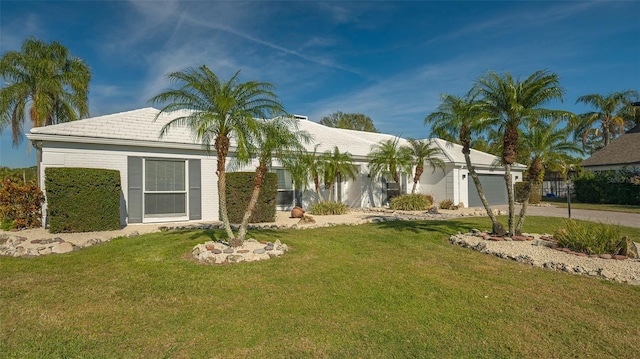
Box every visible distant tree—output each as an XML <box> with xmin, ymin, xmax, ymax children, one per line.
<box><xmin>319</xmin><ymin>111</ymin><xmax>378</xmax><ymax>132</ymax></box>
<box><xmin>0</xmin><ymin>37</ymin><xmax>91</xmax><ymax>176</ymax></box>
<box><xmin>573</xmin><ymin>90</ymin><xmax>639</xmax><ymax>149</ymax></box>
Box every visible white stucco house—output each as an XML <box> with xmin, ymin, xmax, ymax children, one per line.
<box><xmin>26</xmin><ymin>107</ymin><xmax>523</xmax><ymax>226</ymax></box>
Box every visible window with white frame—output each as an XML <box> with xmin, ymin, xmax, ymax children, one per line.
<box><xmin>274</xmin><ymin>168</ymin><xmax>294</xmax><ymax>208</ymax></box>
<box><xmin>144</xmin><ymin>159</ymin><xmax>187</xmax><ymax>218</ymax></box>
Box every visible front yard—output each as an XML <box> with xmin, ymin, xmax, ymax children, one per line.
<box><xmin>1</xmin><ymin>216</ymin><xmax>639</xmax><ymax>358</ymax></box>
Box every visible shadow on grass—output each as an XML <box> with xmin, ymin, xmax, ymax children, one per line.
<box><xmin>369</xmin><ymin>217</ymin><xmax>493</xmax><ymax>236</ymax></box>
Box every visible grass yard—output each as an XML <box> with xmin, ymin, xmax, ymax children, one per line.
<box><xmin>542</xmin><ymin>198</ymin><xmax>640</xmax><ymax>214</ymax></box>
<box><xmin>1</xmin><ymin>216</ymin><xmax>640</xmax><ymax>358</ymax></box>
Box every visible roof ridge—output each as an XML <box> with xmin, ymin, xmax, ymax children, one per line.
<box><xmin>30</xmin><ymin>107</ymin><xmax>160</xmax><ymax>133</ymax></box>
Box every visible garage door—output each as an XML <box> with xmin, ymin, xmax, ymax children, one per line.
<box><xmin>468</xmin><ymin>174</ymin><xmax>508</xmax><ymax>207</ymax></box>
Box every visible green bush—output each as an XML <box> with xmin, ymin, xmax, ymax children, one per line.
<box><xmin>226</xmin><ymin>172</ymin><xmax>277</xmax><ymax>223</ymax></box>
<box><xmin>554</xmin><ymin>219</ymin><xmax>627</xmax><ymax>255</ymax></box>
<box><xmin>390</xmin><ymin>194</ymin><xmax>433</xmax><ymax>211</ymax></box>
<box><xmin>573</xmin><ymin>168</ymin><xmax>640</xmax><ymax>205</ymax></box>
<box><xmin>0</xmin><ymin>178</ymin><xmax>45</xmax><ymax>229</ymax></box>
<box><xmin>45</xmin><ymin>168</ymin><xmax>121</xmax><ymax>233</ymax></box>
<box><xmin>309</xmin><ymin>201</ymin><xmax>349</xmax><ymax>215</ymax></box>
<box><xmin>438</xmin><ymin>199</ymin><xmax>454</xmax><ymax>210</ymax></box>
<box><xmin>515</xmin><ymin>181</ymin><xmax>542</xmax><ymax>204</ymax></box>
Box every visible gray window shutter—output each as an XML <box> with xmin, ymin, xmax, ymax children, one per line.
<box><xmin>189</xmin><ymin>159</ymin><xmax>202</xmax><ymax>220</ymax></box>
<box><xmin>128</xmin><ymin>157</ymin><xmax>143</xmax><ymax>223</ymax></box>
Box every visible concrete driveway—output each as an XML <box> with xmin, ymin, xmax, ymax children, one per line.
<box><xmin>495</xmin><ymin>204</ymin><xmax>640</xmax><ymax>228</ymax></box>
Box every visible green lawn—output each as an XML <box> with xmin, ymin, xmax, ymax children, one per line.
<box><xmin>542</xmin><ymin>198</ymin><xmax>640</xmax><ymax>214</ymax></box>
<box><xmin>1</xmin><ymin>216</ymin><xmax>639</xmax><ymax>358</ymax></box>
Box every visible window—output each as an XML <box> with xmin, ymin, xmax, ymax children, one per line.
<box><xmin>274</xmin><ymin>168</ymin><xmax>294</xmax><ymax>208</ymax></box>
<box><xmin>144</xmin><ymin>159</ymin><xmax>187</xmax><ymax>218</ymax></box>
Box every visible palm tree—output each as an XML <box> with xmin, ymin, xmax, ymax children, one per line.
<box><xmin>475</xmin><ymin>70</ymin><xmax>565</xmax><ymax>236</ymax></box>
<box><xmin>573</xmin><ymin>90</ymin><xmax>639</xmax><ymax>150</ymax></box>
<box><xmin>236</xmin><ymin>117</ymin><xmax>310</xmax><ymax>243</ymax></box>
<box><xmin>0</xmin><ymin>37</ymin><xmax>91</xmax><ymax>174</ymax></box>
<box><xmin>322</xmin><ymin>146</ymin><xmax>357</xmax><ymax>202</ymax></box>
<box><xmin>149</xmin><ymin>66</ymin><xmax>286</xmax><ymax>241</ymax></box>
<box><xmin>425</xmin><ymin>93</ymin><xmax>506</xmax><ymax>235</ymax></box>
<box><xmin>516</xmin><ymin>118</ymin><xmax>582</xmax><ymax>233</ymax></box>
<box><xmin>367</xmin><ymin>138</ymin><xmax>412</xmax><ymax>195</ymax></box>
<box><xmin>280</xmin><ymin>151</ymin><xmax>310</xmax><ymax>208</ymax></box>
<box><xmin>302</xmin><ymin>144</ymin><xmax>326</xmax><ymax>201</ymax></box>
<box><xmin>403</xmin><ymin>138</ymin><xmax>445</xmax><ymax>194</ymax></box>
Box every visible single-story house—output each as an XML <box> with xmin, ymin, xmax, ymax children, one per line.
<box><xmin>26</xmin><ymin>107</ymin><xmax>524</xmax><ymax>226</ymax></box>
<box><xmin>581</xmin><ymin>125</ymin><xmax>640</xmax><ymax>171</ymax></box>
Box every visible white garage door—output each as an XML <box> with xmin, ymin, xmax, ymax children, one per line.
<box><xmin>468</xmin><ymin>174</ymin><xmax>508</xmax><ymax>207</ymax></box>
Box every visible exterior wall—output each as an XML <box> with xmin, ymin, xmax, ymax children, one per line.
<box><xmin>39</xmin><ymin>141</ymin><xmax>218</xmax><ymax>226</ymax></box>
<box><xmin>417</xmin><ymin>166</ymin><xmax>450</xmax><ymax>203</ymax></box>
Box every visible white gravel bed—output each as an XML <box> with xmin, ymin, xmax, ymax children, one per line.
<box><xmin>450</xmin><ymin>232</ymin><xmax>640</xmax><ymax>286</ymax></box>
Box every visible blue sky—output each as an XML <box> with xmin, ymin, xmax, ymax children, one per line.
<box><xmin>1</xmin><ymin>0</ymin><xmax>638</xmax><ymax>168</ymax></box>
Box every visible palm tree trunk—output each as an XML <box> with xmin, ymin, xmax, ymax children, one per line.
<box><xmin>313</xmin><ymin>175</ymin><xmax>323</xmax><ymax>201</ymax></box>
<box><xmin>516</xmin><ymin>163</ymin><xmax>543</xmax><ymax>234</ymax></box>
<box><xmin>504</xmin><ymin>163</ymin><xmax>515</xmax><ymax>236</ymax></box>
<box><xmin>236</xmin><ymin>164</ymin><xmax>267</xmax><ymax>244</ymax></box>
<box><xmin>215</xmin><ymin>135</ymin><xmax>235</xmax><ymax>240</ymax></box>
<box><xmin>515</xmin><ymin>180</ymin><xmax>532</xmax><ymax>235</ymax></box>
<box><xmin>464</xmin><ymin>150</ymin><xmax>506</xmax><ymax>235</ymax></box>
<box><xmin>412</xmin><ymin>165</ymin><xmax>424</xmax><ymax>194</ymax></box>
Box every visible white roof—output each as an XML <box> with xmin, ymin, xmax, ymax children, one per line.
<box><xmin>27</xmin><ymin>107</ymin><xmax>510</xmax><ymax>168</ymax></box>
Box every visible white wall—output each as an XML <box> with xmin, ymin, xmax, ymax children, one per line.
<box><xmin>39</xmin><ymin>141</ymin><xmax>219</xmax><ymax>225</ymax></box>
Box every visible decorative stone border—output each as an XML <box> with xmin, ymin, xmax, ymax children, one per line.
<box><xmin>449</xmin><ymin>231</ymin><xmax>640</xmax><ymax>285</ymax></box>
<box><xmin>191</xmin><ymin>239</ymin><xmax>288</xmax><ymax>264</ymax></box>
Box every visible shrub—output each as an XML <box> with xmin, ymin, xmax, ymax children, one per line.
<box><xmin>438</xmin><ymin>199</ymin><xmax>454</xmax><ymax>210</ymax></box>
<box><xmin>309</xmin><ymin>201</ymin><xmax>349</xmax><ymax>215</ymax></box>
<box><xmin>573</xmin><ymin>168</ymin><xmax>640</xmax><ymax>205</ymax></box>
<box><xmin>45</xmin><ymin>168</ymin><xmax>121</xmax><ymax>233</ymax></box>
<box><xmin>389</xmin><ymin>194</ymin><xmax>433</xmax><ymax>211</ymax></box>
<box><xmin>226</xmin><ymin>172</ymin><xmax>277</xmax><ymax>223</ymax></box>
<box><xmin>554</xmin><ymin>219</ymin><xmax>627</xmax><ymax>255</ymax></box>
<box><xmin>515</xmin><ymin>181</ymin><xmax>541</xmax><ymax>204</ymax></box>
<box><xmin>0</xmin><ymin>178</ymin><xmax>45</xmax><ymax>229</ymax></box>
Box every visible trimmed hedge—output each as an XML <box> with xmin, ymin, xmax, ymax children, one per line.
<box><xmin>45</xmin><ymin>168</ymin><xmax>121</xmax><ymax>233</ymax></box>
<box><xmin>225</xmin><ymin>172</ymin><xmax>277</xmax><ymax>224</ymax></box>
<box><xmin>573</xmin><ymin>168</ymin><xmax>640</xmax><ymax>205</ymax></box>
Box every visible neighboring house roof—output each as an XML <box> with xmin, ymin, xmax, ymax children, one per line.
<box><xmin>27</xmin><ymin>107</ymin><xmax>511</xmax><ymax>169</ymax></box>
<box><xmin>581</xmin><ymin>125</ymin><xmax>640</xmax><ymax>168</ymax></box>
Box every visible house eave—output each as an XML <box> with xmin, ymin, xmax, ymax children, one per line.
<box><xmin>25</xmin><ymin>133</ymin><xmax>228</xmax><ymax>152</ymax></box>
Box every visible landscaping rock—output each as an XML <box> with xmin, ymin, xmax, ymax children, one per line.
<box><xmin>449</xmin><ymin>232</ymin><xmax>640</xmax><ymax>286</ymax></box>
<box><xmin>51</xmin><ymin>242</ymin><xmax>74</xmax><ymax>254</ymax></box>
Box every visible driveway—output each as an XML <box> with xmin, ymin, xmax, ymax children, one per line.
<box><xmin>495</xmin><ymin>204</ymin><xmax>640</xmax><ymax>229</ymax></box>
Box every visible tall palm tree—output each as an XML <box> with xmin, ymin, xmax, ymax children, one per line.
<box><xmin>475</xmin><ymin>70</ymin><xmax>565</xmax><ymax>236</ymax></box>
<box><xmin>573</xmin><ymin>90</ymin><xmax>639</xmax><ymax>150</ymax></box>
<box><xmin>516</xmin><ymin>118</ymin><xmax>582</xmax><ymax>233</ymax></box>
<box><xmin>236</xmin><ymin>117</ymin><xmax>310</xmax><ymax>243</ymax></box>
<box><xmin>149</xmin><ymin>66</ymin><xmax>286</xmax><ymax>241</ymax></box>
<box><xmin>367</xmin><ymin>138</ymin><xmax>412</xmax><ymax>194</ymax></box>
<box><xmin>0</xmin><ymin>37</ymin><xmax>91</xmax><ymax>174</ymax></box>
<box><xmin>322</xmin><ymin>146</ymin><xmax>357</xmax><ymax>202</ymax></box>
<box><xmin>425</xmin><ymin>93</ymin><xmax>506</xmax><ymax>235</ymax></box>
<box><xmin>403</xmin><ymin>138</ymin><xmax>445</xmax><ymax>194</ymax></box>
